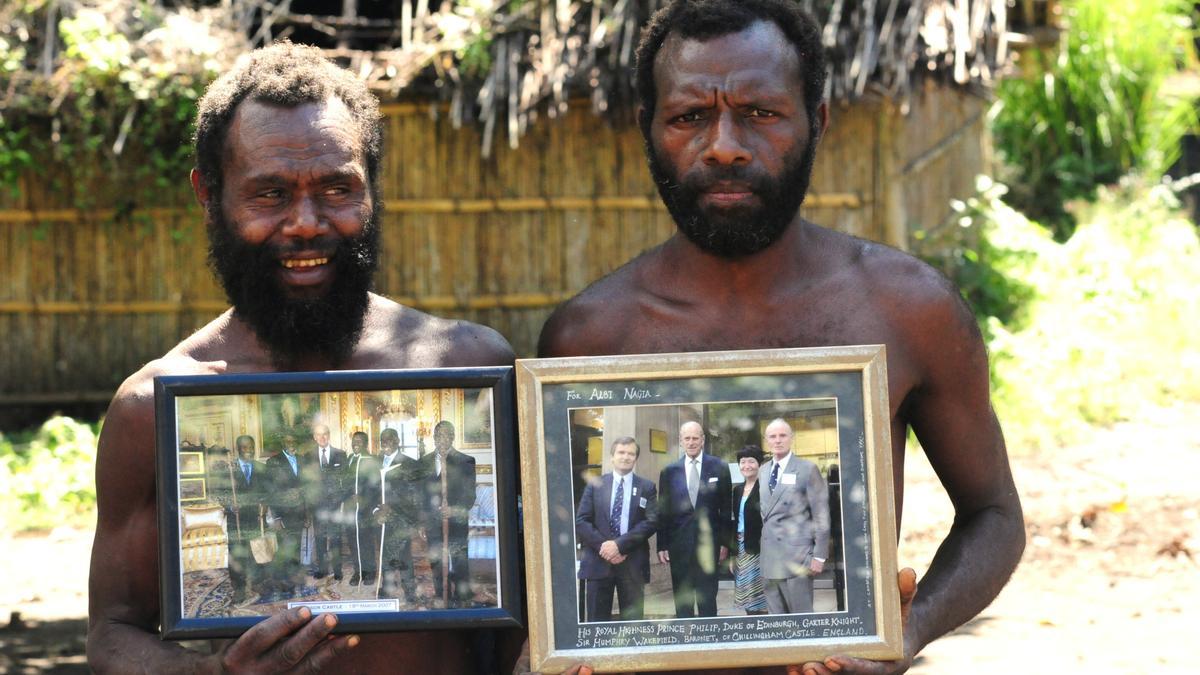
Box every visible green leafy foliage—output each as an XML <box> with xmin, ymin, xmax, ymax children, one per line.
<box><xmin>0</xmin><ymin>2</ymin><xmax>236</xmax><ymax>208</ymax></box>
<box><xmin>949</xmin><ymin>177</ymin><xmax>1200</xmax><ymax>453</ymax></box>
<box><xmin>0</xmin><ymin>417</ymin><xmax>99</xmax><ymax>533</ymax></box>
<box><xmin>991</xmin><ymin>0</ymin><xmax>1199</xmax><ymax>238</ymax></box>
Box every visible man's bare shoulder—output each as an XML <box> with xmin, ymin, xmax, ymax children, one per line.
<box><xmin>107</xmin><ymin>312</ymin><xmax>242</xmax><ymax>417</ymax></box>
<box><xmin>820</xmin><ymin>227</ymin><xmax>984</xmax><ymax>378</ymax></box>
<box><xmin>537</xmin><ymin>249</ymin><xmax>659</xmax><ymax>357</ymax></box>
<box><xmin>363</xmin><ymin>293</ymin><xmax>515</xmax><ymax>368</ymax></box>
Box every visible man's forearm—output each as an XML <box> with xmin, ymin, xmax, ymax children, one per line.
<box><xmin>906</xmin><ymin>502</ymin><xmax>1025</xmax><ymax>652</ymax></box>
<box><xmin>88</xmin><ymin>618</ymin><xmax>217</xmax><ymax>674</ymax></box>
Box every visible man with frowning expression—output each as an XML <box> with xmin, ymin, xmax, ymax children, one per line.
<box><xmin>539</xmin><ymin>1</ymin><xmax>1024</xmax><ymax>673</ymax></box>
<box><xmin>87</xmin><ymin>43</ymin><xmax>520</xmax><ymax>673</ymax></box>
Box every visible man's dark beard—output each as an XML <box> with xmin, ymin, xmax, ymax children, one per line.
<box><xmin>646</xmin><ymin>130</ymin><xmax>818</xmax><ymax>257</ymax></box>
<box><xmin>206</xmin><ymin>205</ymin><xmax>379</xmax><ymax>369</ymax></box>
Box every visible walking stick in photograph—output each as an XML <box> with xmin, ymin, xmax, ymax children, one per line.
<box><xmin>441</xmin><ymin>458</ymin><xmax>450</xmax><ymax>607</ymax></box>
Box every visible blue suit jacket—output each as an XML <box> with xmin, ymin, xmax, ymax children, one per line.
<box><xmin>575</xmin><ymin>472</ymin><xmax>658</xmax><ymax>581</ymax></box>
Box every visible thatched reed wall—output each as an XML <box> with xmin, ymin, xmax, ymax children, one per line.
<box><xmin>0</xmin><ymin>82</ymin><xmax>986</xmax><ymax>405</ymax></box>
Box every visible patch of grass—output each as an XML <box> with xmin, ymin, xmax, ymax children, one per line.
<box><xmin>951</xmin><ymin>177</ymin><xmax>1200</xmax><ymax>453</ymax></box>
<box><xmin>991</xmin><ymin>0</ymin><xmax>1199</xmax><ymax>238</ymax></box>
<box><xmin>0</xmin><ymin>416</ymin><xmax>99</xmax><ymax>533</ymax></box>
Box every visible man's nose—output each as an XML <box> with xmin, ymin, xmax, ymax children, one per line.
<box><xmin>283</xmin><ymin>195</ymin><xmax>327</xmax><ymax>239</ymax></box>
<box><xmin>702</xmin><ymin>112</ymin><xmax>751</xmax><ymax>166</ymax></box>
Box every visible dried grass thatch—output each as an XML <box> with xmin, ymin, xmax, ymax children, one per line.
<box><xmin>2</xmin><ymin>1</ymin><xmax>1014</xmax><ymax>157</ymax></box>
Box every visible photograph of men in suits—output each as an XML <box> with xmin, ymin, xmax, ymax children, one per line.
<box><xmin>309</xmin><ymin>423</ymin><xmax>348</xmax><ymax>580</ymax></box>
<box><xmin>265</xmin><ymin>432</ymin><xmax>309</xmax><ymax>594</ymax></box>
<box><xmin>656</xmin><ymin>421</ymin><xmax>731</xmax><ymax>618</ymax></box>
<box><xmin>759</xmin><ymin>418</ymin><xmax>831</xmax><ymax>614</ymax></box>
<box><xmin>370</xmin><ymin>427</ymin><xmax>423</xmax><ymax>604</ymax></box>
<box><xmin>575</xmin><ymin>436</ymin><xmax>659</xmax><ymax>622</ymax></box>
<box><xmin>422</xmin><ymin>421</ymin><xmax>476</xmax><ymax>607</ymax></box>
<box><xmin>344</xmin><ymin>430</ymin><xmax>378</xmax><ymax>586</ymax></box>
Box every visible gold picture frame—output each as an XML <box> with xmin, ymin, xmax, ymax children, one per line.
<box><xmin>516</xmin><ymin>346</ymin><xmax>902</xmax><ymax>673</ymax></box>
<box><xmin>178</xmin><ymin>451</ymin><xmax>205</xmax><ymax>475</ymax></box>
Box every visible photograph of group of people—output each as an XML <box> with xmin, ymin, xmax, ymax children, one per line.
<box><xmin>570</xmin><ymin>398</ymin><xmax>844</xmax><ymax>623</ymax></box>
<box><xmin>173</xmin><ymin>388</ymin><xmax>499</xmax><ymax>619</ymax></box>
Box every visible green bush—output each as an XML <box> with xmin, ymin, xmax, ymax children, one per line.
<box><xmin>991</xmin><ymin>0</ymin><xmax>1199</xmax><ymax>238</ymax></box>
<box><xmin>0</xmin><ymin>416</ymin><xmax>99</xmax><ymax>533</ymax></box>
<box><xmin>951</xmin><ymin>177</ymin><xmax>1200</xmax><ymax>453</ymax></box>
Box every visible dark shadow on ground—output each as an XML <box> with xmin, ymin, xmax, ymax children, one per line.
<box><xmin>0</xmin><ymin>617</ymin><xmax>88</xmax><ymax>674</ymax></box>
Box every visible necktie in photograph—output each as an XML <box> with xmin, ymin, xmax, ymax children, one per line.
<box><xmin>769</xmin><ymin>463</ymin><xmax>780</xmax><ymax>492</ymax></box>
<box><xmin>688</xmin><ymin>460</ymin><xmax>700</xmax><ymax>507</ymax></box>
<box><xmin>609</xmin><ymin>477</ymin><xmax>624</xmax><ymax>535</ymax></box>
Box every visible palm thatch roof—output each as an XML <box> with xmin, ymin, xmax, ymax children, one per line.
<box><xmin>2</xmin><ymin>1</ymin><xmax>1017</xmax><ymax>157</ymax></box>
<box><xmin>315</xmin><ymin>0</ymin><xmax>1016</xmax><ymax>154</ymax></box>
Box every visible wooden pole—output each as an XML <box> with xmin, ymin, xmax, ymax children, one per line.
<box><xmin>440</xmin><ymin>453</ymin><xmax>450</xmax><ymax>607</ymax></box>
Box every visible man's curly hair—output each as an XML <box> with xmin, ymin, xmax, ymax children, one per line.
<box><xmin>634</xmin><ymin>0</ymin><xmax>826</xmax><ymax>139</ymax></box>
<box><xmin>193</xmin><ymin>41</ymin><xmax>383</xmax><ymax>200</ymax></box>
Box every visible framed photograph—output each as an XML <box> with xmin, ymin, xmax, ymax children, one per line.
<box><xmin>154</xmin><ymin>367</ymin><xmax>522</xmax><ymax>640</ymax></box>
<box><xmin>179</xmin><ymin>477</ymin><xmax>207</xmax><ymax>502</ymax></box>
<box><xmin>516</xmin><ymin>346</ymin><xmax>901</xmax><ymax>672</ymax></box>
<box><xmin>179</xmin><ymin>451</ymin><xmax>206</xmax><ymax>475</ymax></box>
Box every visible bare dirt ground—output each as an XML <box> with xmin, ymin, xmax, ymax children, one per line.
<box><xmin>1</xmin><ymin>403</ymin><xmax>1197</xmax><ymax>673</ymax></box>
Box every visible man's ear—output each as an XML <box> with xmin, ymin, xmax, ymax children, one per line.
<box><xmin>190</xmin><ymin>168</ymin><xmax>210</xmax><ymax>209</ymax></box>
<box><xmin>812</xmin><ymin>100</ymin><xmax>830</xmax><ymax>147</ymax></box>
<box><xmin>637</xmin><ymin>105</ymin><xmax>652</xmax><ymax>136</ymax></box>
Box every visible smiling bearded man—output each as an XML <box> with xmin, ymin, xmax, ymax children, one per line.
<box><xmin>86</xmin><ymin>42</ymin><xmax>522</xmax><ymax>674</ymax></box>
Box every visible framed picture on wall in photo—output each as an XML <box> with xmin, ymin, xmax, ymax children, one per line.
<box><xmin>153</xmin><ymin>367</ymin><xmax>521</xmax><ymax>640</ymax></box>
<box><xmin>515</xmin><ymin>346</ymin><xmax>902</xmax><ymax>673</ymax></box>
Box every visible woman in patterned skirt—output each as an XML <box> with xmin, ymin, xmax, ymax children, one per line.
<box><xmin>730</xmin><ymin>445</ymin><xmax>768</xmax><ymax>614</ymax></box>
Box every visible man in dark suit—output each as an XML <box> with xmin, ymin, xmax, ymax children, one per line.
<box><xmin>759</xmin><ymin>418</ymin><xmax>830</xmax><ymax>614</ymax></box>
<box><xmin>344</xmin><ymin>430</ymin><xmax>378</xmax><ymax>586</ymax></box>
<box><xmin>265</xmin><ymin>431</ymin><xmax>309</xmax><ymax>593</ymax></box>
<box><xmin>422</xmin><ymin>421</ymin><xmax>476</xmax><ymax>608</ymax></box>
<box><xmin>656</xmin><ymin>421</ymin><xmax>731</xmax><ymax>618</ymax></box>
<box><xmin>309</xmin><ymin>423</ymin><xmax>348</xmax><ymax>580</ymax></box>
<box><xmin>208</xmin><ymin>435</ymin><xmax>267</xmax><ymax>602</ymax></box>
<box><xmin>576</xmin><ymin>436</ymin><xmax>659</xmax><ymax>622</ymax></box>
<box><xmin>368</xmin><ymin>427</ymin><xmax>424</xmax><ymax>605</ymax></box>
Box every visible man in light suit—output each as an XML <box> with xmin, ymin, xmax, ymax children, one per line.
<box><xmin>575</xmin><ymin>436</ymin><xmax>659</xmax><ymax>621</ymax></box>
<box><xmin>759</xmin><ymin>418</ymin><xmax>830</xmax><ymax>614</ymax></box>
<box><xmin>309</xmin><ymin>423</ymin><xmax>348</xmax><ymax>580</ymax></box>
<box><xmin>656</xmin><ymin>421</ymin><xmax>731</xmax><ymax>618</ymax></box>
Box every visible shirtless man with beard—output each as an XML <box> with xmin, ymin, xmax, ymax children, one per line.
<box><xmin>86</xmin><ymin>43</ymin><xmax>520</xmax><ymax>674</ymax></box>
<box><xmin>539</xmin><ymin>1</ymin><xmax>1025</xmax><ymax>674</ymax></box>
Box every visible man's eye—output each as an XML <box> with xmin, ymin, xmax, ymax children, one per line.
<box><xmin>672</xmin><ymin>111</ymin><xmax>704</xmax><ymax>124</ymax></box>
<box><xmin>259</xmin><ymin>189</ymin><xmax>285</xmax><ymax>199</ymax></box>
<box><xmin>747</xmin><ymin>108</ymin><xmax>777</xmax><ymax>118</ymax></box>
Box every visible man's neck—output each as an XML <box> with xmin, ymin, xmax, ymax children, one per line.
<box><xmin>651</xmin><ymin>218</ymin><xmax>816</xmax><ymax>300</ymax></box>
<box><xmin>613</xmin><ymin>468</ymin><xmax>632</xmax><ymax>477</ymax></box>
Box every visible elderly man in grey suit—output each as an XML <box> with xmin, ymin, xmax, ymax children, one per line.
<box><xmin>759</xmin><ymin>418</ymin><xmax>831</xmax><ymax>614</ymax></box>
